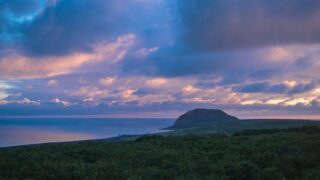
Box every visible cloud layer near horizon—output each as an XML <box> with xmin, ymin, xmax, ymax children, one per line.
<box><xmin>0</xmin><ymin>0</ymin><xmax>320</xmax><ymax>118</ymax></box>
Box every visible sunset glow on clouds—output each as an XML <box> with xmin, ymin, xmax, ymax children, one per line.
<box><xmin>0</xmin><ymin>0</ymin><xmax>320</xmax><ymax>118</ymax></box>
<box><xmin>0</xmin><ymin>34</ymin><xmax>135</xmax><ymax>79</ymax></box>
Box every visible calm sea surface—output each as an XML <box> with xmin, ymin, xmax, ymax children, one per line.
<box><xmin>0</xmin><ymin>118</ymin><xmax>174</xmax><ymax>147</ymax></box>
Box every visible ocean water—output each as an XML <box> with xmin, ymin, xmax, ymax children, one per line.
<box><xmin>0</xmin><ymin>118</ymin><xmax>174</xmax><ymax>147</ymax></box>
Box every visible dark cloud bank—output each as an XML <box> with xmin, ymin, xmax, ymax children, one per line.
<box><xmin>125</xmin><ymin>0</ymin><xmax>320</xmax><ymax>81</ymax></box>
<box><xmin>177</xmin><ymin>0</ymin><xmax>320</xmax><ymax>51</ymax></box>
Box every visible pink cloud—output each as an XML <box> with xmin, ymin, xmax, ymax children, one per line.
<box><xmin>0</xmin><ymin>34</ymin><xmax>136</xmax><ymax>79</ymax></box>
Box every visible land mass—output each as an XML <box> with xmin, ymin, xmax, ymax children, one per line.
<box><xmin>1</xmin><ymin>126</ymin><xmax>320</xmax><ymax>179</ymax></box>
<box><xmin>1</xmin><ymin>109</ymin><xmax>320</xmax><ymax>179</ymax></box>
<box><xmin>168</xmin><ymin>108</ymin><xmax>240</xmax><ymax>129</ymax></box>
<box><xmin>161</xmin><ymin>109</ymin><xmax>320</xmax><ymax>136</ymax></box>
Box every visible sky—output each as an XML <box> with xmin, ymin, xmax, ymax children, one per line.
<box><xmin>0</xmin><ymin>0</ymin><xmax>320</xmax><ymax>118</ymax></box>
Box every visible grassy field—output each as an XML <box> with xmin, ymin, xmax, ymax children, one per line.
<box><xmin>1</xmin><ymin>126</ymin><xmax>320</xmax><ymax>179</ymax></box>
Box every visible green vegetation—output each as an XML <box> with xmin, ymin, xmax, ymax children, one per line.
<box><xmin>1</xmin><ymin>126</ymin><xmax>320</xmax><ymax>179</ymax></box>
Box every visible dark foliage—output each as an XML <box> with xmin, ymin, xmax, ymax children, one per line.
<box><xmin>1</xmin><ymin>126</ymin><xmax>320</xmax><ymax>179</ymax></box>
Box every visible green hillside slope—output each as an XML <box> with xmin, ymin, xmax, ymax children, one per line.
<box><xmin>1</xmin><ymin>126</ymin><xmax>320</xmax><ymax>179</ymax></box>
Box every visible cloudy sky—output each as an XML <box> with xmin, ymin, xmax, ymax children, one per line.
<box><xmin>0</xmin><ymin>0</ymin><xmax>320</xmax><ymax>118</ymax></box>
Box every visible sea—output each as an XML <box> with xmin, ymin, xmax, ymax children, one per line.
<box><xmin>0</xmin><ymin>118</ymin><xmax>174</xmax><ymax>147</ymax></box>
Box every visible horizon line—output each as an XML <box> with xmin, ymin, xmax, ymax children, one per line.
<box><xmin>0</xmin><ymin>114</ymin><xmax>320</xmax><ymax>120</ymax></box>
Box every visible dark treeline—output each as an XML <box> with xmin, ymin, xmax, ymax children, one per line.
<box><xmin>1</xmin><ymin>126</ymin><xmax>320</xmax><ymax>179</ymax></box>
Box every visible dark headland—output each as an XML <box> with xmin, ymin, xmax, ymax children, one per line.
<box><xmin>165</xmin><ymin>108</ymin><xmax>320</xmax><ymax>134</ymax></box>
<box><xmin>168</xmin><ymin>108</ymin><xmax>239</xmax><ymax>129</ymax></box>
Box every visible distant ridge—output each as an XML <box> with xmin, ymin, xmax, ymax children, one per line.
<box><xmin>168</xmin><ymin>109</ymin><xmax>239</xmax><ymax>129</ymax></box>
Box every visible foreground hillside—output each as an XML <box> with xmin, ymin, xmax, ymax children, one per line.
<box><xmin>1</xmin><ymin>126</ymin><xmax>320</xmax><ymax>179</ymax></box>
